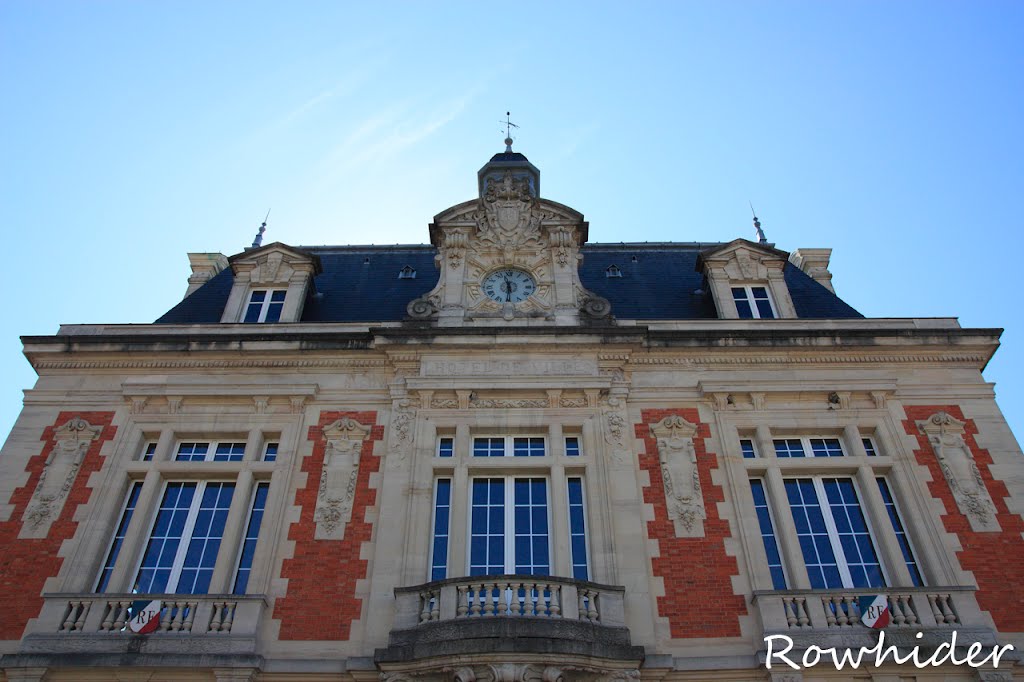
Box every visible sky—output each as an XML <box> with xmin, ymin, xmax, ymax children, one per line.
<box><xmin>1</xmin><ymin>1</ymin><xmax>1022</xmax><ymax>444</ymax></box>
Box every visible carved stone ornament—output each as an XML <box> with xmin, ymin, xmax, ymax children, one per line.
<box><xmin>580</xmin><ymin>295</ymin><xmax>612</xmax><ymax>320</ymax></box>
<box><xmin>250</xmin><ymin>251</ymin><xmax>293</xmax><ymax>285</ymax></box>
<box><xmin>21</xmin><ymin>418</ymin><xmax>102</xmax><ymax>538</ymax></box>
<box><xmin>917</xmin><ymin>411</ymin><xmax>1000</xmax><ymax>532</ymax></box>
<box><xmin>477</xmin><ymin>171</ymin><xmax>545</xmax><ymax>249</ymax></box>
<box><xmin>314</xmin><ymin>417</ymin><xmax>372</xmax><ymax>540</ymax></box>
<box><xmin>407</xmin><ymin>297</ymin><xmax>438</xmax><ymax>320</ymax></box>
<box><xmin>649</xmin><ymin>415</ymin><xmax>705</xmax><ymax>537</ymax></box>
<box><xmin>380</xmin><ymin>663</ymin><xmax>640</xmax><ymax>682</ymax></box>
<box><xmin>387</xmin><ymin>399</ymin><xmax>416</xmax><ymax>468</ymax></box>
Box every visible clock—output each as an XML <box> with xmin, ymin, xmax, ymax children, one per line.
<box><xmin>482</xmin><ymin>268</ymin><xmax>536</xmax><ymax>303</ymax></box>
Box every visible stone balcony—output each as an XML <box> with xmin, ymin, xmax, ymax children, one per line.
<box><xmin>751</xmin><ymin>586</ymin><xmax>1005</xmax><ymax>660</ymax></box>
<box><xmin>5</xmin><ymin>593</ymin><xmax>266</xmax><ymax>670</ymax></box>
<box><xmin>375</xmin><ymin>575</ymin><xmax>644</xmax><ymax>677</ymax></box>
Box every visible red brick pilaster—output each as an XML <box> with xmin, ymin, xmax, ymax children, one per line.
<box><xmin>276</xmin><ymin>411</ymin><xmax>383</xmax><ymax>640</ymax></box>
<box><xmin>903</xmin><ymin>405</ymin><xmax>1024</xmax><ymax>632</ymax></box>
<box><xmin>0</xmin><ymin>411</ymin><xmax>116</xmax><ymax>639</ymax></box>
<box><xmin>635</xmin><ymin>408</ymin><xmax>746</xmax><ymax>638</ymax></box>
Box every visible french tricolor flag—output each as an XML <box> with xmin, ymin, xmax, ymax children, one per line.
<box><xmin>858</xmin><ymin>595</ymin><xmax>891</xmax><ymax>629</ymax></box>
<box><xmin>128</xmin><ymin>599</ymin><xmax>162</xmax><ymax>634</ymax></box>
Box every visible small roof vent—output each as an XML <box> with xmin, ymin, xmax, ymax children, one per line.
<box><xmin>398</xmin><ymin>265</ymin><xmax>417</xmax><ymax>279</ymax></box>
<box><xmin>606</xmin><ymin>265</ymin><xmax>622</xmax><ymax>278</ymax></box>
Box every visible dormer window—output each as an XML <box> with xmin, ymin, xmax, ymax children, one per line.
<box><xmin>244</xmin><ymin>290</ymin><xmax>286</xmax><ymax>323</ymax></box>
<box><xmin>398</xmin><ymin>266</ymin><xmax>417</xmax><ymax>279</ymax></box>
<box><xmin>732</xmin><ymin>286</ymin><xmax>776</xmax><ymax>319</ymax></box>
<box><xmin>606</xmin><ymin>265</ymin><xmax>622</xmax><ymax>278</ymax></box>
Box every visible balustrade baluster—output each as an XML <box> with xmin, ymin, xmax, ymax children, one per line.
<box><xmin>549</xmin><ymin>584</ymin><xmax>561</xmax><ymax>617</ymax></box>
<box><xmin>209</xmin><ymin>601</ymin><xmax>224</xmax><ymax>632</ymax></box>
<box><xmin>483</xmin><ymin>583</ymin><xmax>495</xmax><ymax>616</ymax></box>
<box><xmin>795</xmin><ymin>597</ymin><xmax>809</xmax><ymax>627</ymax></box>
<box><xmin>457</xmin><ymin>585</ymin><xmax>469</xmax><ymax>617</ymax></box>
<box><xmin>182</xmin><ymin>601</ymin><xmax>196</xmax><ymax>632</ymax></box>
<box><xmin>525</xmin><ymin>583</ymin><xmax>536</xmax><ymax>616</ymax></box>
<box><xmin>113</xmin><ymin>601</ymin><xmax>130</xmax><ymax>631</ymax></box>
<box><xmin>927</xmin><ymin>593</ymin><xmax>943</xmax><ymax>624</ymax></box>
<box><xmin>822</xmin><ymin>597</ymin><xmax>837</xmax><ymax>627</ymax></box>
<box><xmin>73</xmin><ymin>601</ymin><xmax>90</xmax><ymax>631</ymax></box>
<box><xmin>419</xmin><ymin>590</ymin><xmax>431</xmax><ymax>623</ymax></box>
<box><xmin>470</xmin><ymin>585</ymin><xmax>482</xmax><ymax>616</ymax></box>
<box><xmin>903</xmin><ymin>595</ymin><xmax>918</xmax><ymax>626</ymax></box>
<box><xmin>587</xmin><ymin>589</ymin><xmax>599</xmax><ymax>621</ymax></box>
<box><xmin>940</xmin><ymin>594</ymin><xmax>957</xmax><ymax>624</ymax></box>
<box><xmin>430</xmin><ymin>589</ymin><xmax>440</xmax><ymax>621</ymax></box>
<box><xmin>221</xmin><ymin>602</ymin><xmax>235</xmax><ymax>632</ymax></box>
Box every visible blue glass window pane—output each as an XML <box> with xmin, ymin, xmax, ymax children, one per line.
<box><xmin>862</xmin><ymin>438</ymin><xmax>878</xmax><ymax>456</ymax></box>
<box><xmin>265</xmin><ymin>301</ymin><xmax>283</xmax><ymax>323</ymax></box>
<box><xmin>565</xmin><ymin>437</ymin><xmax>581</xmax><ymax>457</ymax></box>
<box><xmin>437</xmin><ymin>438</ymin><xmax>454</xmax><ymax>458</ymax></box>
<box><xmin>755</xmin><ymin>298</ymin><xmax>775</xmax><ymax>318</ymax></box>
<box><xmin>876</xmin><ymin>478</ymin><xmax>922</xmax><ymax>586</ymax></box>
<box><xmin>567</xmin><ymin>478</ymin><xmax>589</xmax><ymax>580</ymax></box>
<box><xmin>740</xmin><ymin>439</ymin><xmax>757</xmax><ymax>459</ymax></box>
<box><xmin>775</xmin><ymin>439</ymin><xmax>804</xmax><ymax>458</ymax></box>
<box><xmin>735</xmin><ymin>299</ymin><xmax>753</xmax><ymax>318</ymax></box>
<box><xmin>232</xmin><ymin>482</ymin><xmax>269</xmax><ymax>594</ymax></box>
<box><xmin>263</xmin><ymin>442</ymin><xmax>278</xmax><ymax>461</ymax></box>
<box><xmin>270</xmin><ymin>290</ymin><xmax>286</xmax><ymax>302</ymax></box>
<box><xmin>96</xmin><ymin>482</ymin><xmax>143</xmax><ymax>592</ymax></box>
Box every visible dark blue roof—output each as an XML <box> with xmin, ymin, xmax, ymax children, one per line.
<box><xmin>155</xmin><ymin>243</ymin><xmax>862</xmax><ymax>324</ymax></box>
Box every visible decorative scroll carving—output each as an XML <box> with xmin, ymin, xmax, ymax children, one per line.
<box><xmin>314</xmin><ymin>418</ymin><xmax>371</xmax><ymax>539</ymax></box>
<box><xmin>380</xmin><ymin>664</ymin><xmax>640</xmax><ymax>682</ymax></box>
<box><xmin>469</xmin><ymin>397</ymin><xmax>549</xmax><ymax>409</ymax></box>
<box><xmin>650</xmin><ymin>415</ymin><xmax>705</xmax><ymax>537</ymax></box>
<box><xmin>560</xmin><ymin>398</ymin><xmax>587</xmax><ymax>408</ymax></box>
<box><xmin>22</xmin><ymin>418</ymin><xmax>102</xmax><ymax>536</ymax></box>
<box><xmin>477</xmin><ymin>172</ymin><xmax>545</xmax><ymax>249</ymax></box>
<box><xmin>580</xmin><ymin>295</ymin><xmax>612</xmax><ymax>320</ymax></box>
<box><xmin>407</xmin><ymin>297</ymin><xmax>438</xmax><ymax>320</ymax></box>
<box><xmin>917</xmin><ymin>411</ymin><xmax>1000</xmax><ymax>532</ymax></box>
<box><xmin>387</xmin><ymin>399</ymin><xmax>416</xmax><ymax>468</ymax></box>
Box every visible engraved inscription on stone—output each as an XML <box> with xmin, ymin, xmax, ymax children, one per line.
<box><xmin>422</xmin><ymin>358</ymin><xmax>597</xmax><ymax>377</ymax></box>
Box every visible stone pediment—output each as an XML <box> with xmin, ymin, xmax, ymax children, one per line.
<box><xmin>229</xmin><ymin>242</ymin><xmax>322</xmax><ymax>285</ymax></box>
<box><xmin>697</xmin><ymin>239</ymin><xmax>790</xmax><ymax>279</ymax></box>
<box><xmin>430</xmin><ymin>198</ymin><xmax>587</xmax><ymax>246</ymax></box>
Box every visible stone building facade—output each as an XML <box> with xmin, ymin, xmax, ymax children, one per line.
<box><xmin>0</xmin><ymin>147</ymin><xmax>1022</xmax><ymax>681</ymax></box>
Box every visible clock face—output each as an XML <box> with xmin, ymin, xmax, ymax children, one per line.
<box><xmin>482</xmin><ymin>268</ymin><xmax>536</xmax><ymax>303</ymax></box>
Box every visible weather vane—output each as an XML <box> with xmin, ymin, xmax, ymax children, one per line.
<box><xmin>500</xmin><ymin>111</ymin><xmax>519</xmax><ymax>152</ymax></box>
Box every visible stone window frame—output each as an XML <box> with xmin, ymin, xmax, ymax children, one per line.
<box><xmin>724</xmin><ymin>419</ymin><xmax>932</xmax><ymax>594</ymax></box>
<box><xmin>219</xmin><ymin>243</ymin><xmax>321</xmax><ymax>324</ymax></box>
<box><xmin>71</xmin><ymin>415</ymin><xmax>298</xmax><ymax>599</ymax></box>
<box><xmin>415</xmin><ymin>417</ymin><xmax>610</xmax><ymax>585</ymax></box>
<box><xmin>697</xmin><ymin>239</ymin><xmax>797</xmax><ymax>320</ymax></box>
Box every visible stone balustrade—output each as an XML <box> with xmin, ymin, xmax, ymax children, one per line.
<box><xmin>393</xmin><ymin>575</ymin><xmax>625</xmax><ymax>630</ymax></box>
<box><xmin>753</xmin><ymin>586</ymin><xmax>979</xmax><ymax>632</ymax></box>
<box><xmin>25</xmin><ymin>592</ymin><xmax>265</xmax><ymax>646</ymax></box>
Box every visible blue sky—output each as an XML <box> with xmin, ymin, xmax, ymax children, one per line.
<box><xmin>1</xmin><ymin>1</ymin><xmax>1022</xmax><ymax>443</ymax></box>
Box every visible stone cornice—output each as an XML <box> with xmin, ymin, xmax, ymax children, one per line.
<box><xmin>21</xmin><ymin>321</ymin><xmax>1000</xmax><ymax>373</ymax></box>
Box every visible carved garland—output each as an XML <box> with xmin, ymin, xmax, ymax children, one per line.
<box><xmin>649</xmin><ymin>415</ymin><xmax>705</xmax><ymax>536</ymax></box>
<box><xmin>22</xmin><ymin>417</ymin><xmax>103</xmax><ymax>534</ymax></box>
<box><xmin>314</xmin><ymin>417</ymin><xmax>372</xmax><ymax>539</ymax></box>
<box><xmin>916</xmin><ymin>411</ymin><xmax>1000</xmax><ymax>532</ymax></box>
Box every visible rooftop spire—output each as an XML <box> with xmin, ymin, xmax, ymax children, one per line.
<box><xmin>749</xmin><ymin>201</ymin><xmax>767</xmax><ymax>244</ymax></box>
<box><xmin>251</xmin><ymin>209</ymin><xmax>270</xmax><ymax>249</ymax></box>
<box><xmin>501</xmin><ymin>111</ymin><xmax>519</xmax><ymax>152</ymax></box>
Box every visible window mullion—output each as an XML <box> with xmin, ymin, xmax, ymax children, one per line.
<box><xmin>813</xmin><ymin>478</ymin><xmax>854</xmax><ymax>588</ymax></box>
<box><xmin>505</xmin><ymin>478</ymin><xmax>515</xmax><ymax>574</ymax></box>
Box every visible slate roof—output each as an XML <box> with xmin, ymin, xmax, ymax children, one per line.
<box><xmin>155</xmin><ymin>243</ymin><xmax>862</xmax><ymax>324</ymax></box>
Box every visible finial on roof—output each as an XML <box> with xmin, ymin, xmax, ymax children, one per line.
<box><xmin>749</xmin><ymin>201</ymin><xmax>767</xmax><ymax>244</ymax></box>
<box><xmin>500</xmin><ymin>111</ymin><xmax>519</xmax><ymax>152</ymax></box>
<box><xmin>251</xmin><ymin>209</ymin><xmax>270</xmax><ymax>249</ymax></box>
